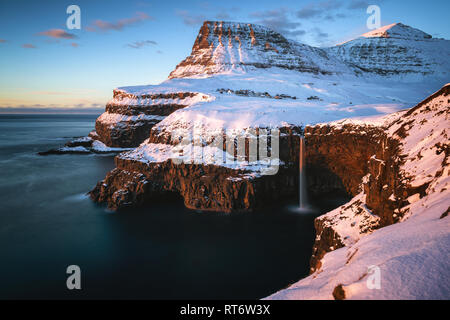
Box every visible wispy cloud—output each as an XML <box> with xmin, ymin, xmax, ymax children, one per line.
<box><xmin>296</xmin><ymin>6</ymin><xmax>322</xmax><ymax>19</ymax></box>
<box><xmin>126</xmin><ymin>40</ymin><xmax>157</xmax><ymax>49</ymax></box>
<box><xmin>297</xmin><ymin>0</ymin><xmax>345</xmax><ymax>20</ymax></box>
<box><xmin>347</xmin><ymin>0</ymin><xmax>371</xmax><ymax>10</ymax></box>
<box><xmin>312</xmin><ymin>27</ymin><xmax>329</xmax><ymax>39</ymax></box>
<box><xmin>251</xmin><ymin>8</ymin><xmax>305</xmax><ymax>39</ymax></box>
<box><xmin>87</xmin><ymin>12</ymin><xmax>153</xmax><ymax>32</ymax></box>
<box><xmin>22</xmin><ymin>43</ymin><xmax>36</xmax><ymax>49</ymax></box>
<box><xmin>37</xmin><ymin>29</ymin><xmax>77</xmax><ymax>39</ymax></box>
<box><xmin>176</xmin><ymin>10</ymin><xmax>206</xmax><ymax>26</ymax></box>
<box><xmin>176</xmin><ymin>5</ymin><xmax>241</xmax><ymax>26</ymax></box>
<box><xmin>309</xmin><ymin>27</ymin><xmax>332</xmax><ymax>46</ymax></box>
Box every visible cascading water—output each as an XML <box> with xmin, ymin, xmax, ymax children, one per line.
<box><xmin>287</xmin><ymin>135</ymin><xmax>314</xmax><ymax>214</ymax></box>
<box><xmin>298</xmin><ymin>136</ymin><xmax>309</xmax><ymax>212</ymax></box>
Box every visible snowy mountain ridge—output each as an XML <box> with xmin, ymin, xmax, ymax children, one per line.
<box><xmin>168</xmin><ymin>21</ymin><xmax>350</xmax><ymax>79</ymax></box>
<box><xmin>328</xmin><ymin>22</ymin><xmax>450</xmax><ymax>77</ymax></box>
<box><xmin>169</xmin><ymin>21</ymin><xmax>450</xmax><ymax>79</ymax></box>
<box><xmin>360</xmin><ymin>22</ymin><xmax>432</xmax><ymax>40</ymax></box>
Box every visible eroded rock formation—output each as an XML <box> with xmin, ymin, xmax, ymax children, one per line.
<box><xmin>308</xmin><ymin>84</ymin><xmax>450</xmax><ymax>273</ymax></box>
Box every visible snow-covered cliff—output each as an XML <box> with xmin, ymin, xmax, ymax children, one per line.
<box><xmin>267</xmin><ymin>84</ymin><xmax>450</xmax><ymax>300</ymax></box>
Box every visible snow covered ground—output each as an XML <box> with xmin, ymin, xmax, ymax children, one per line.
<box><xmin>267</xmin><ymin>85</ymin><xmax>450</xmax><ymax>300</ymax></box>
<box><xmin>114</xmin><ymin>69</ymin><xmax>445</xmax><ymax>136</ymax></box>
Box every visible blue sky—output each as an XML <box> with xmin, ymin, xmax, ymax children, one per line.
<box><xmin>0</xmin><ymin>0</ymin><xmax>449</xmax><ymax>113</ymax></box>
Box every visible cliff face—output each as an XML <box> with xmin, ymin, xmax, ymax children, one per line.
<box><xmin>168</xmin><ymin>21</ymin><xmax>350</xmax><ymax>79</ymax></box>
<box><xmin>305</xmin><ymin>124</ymin><xmax>404</xmax><ymax>272</ymax></box>
<box><xmin>94</xmin><ymin>90</ymin><xmax>211</xmax><ymax>147</ymax></box>
<box><xmin>267</xmin><ymin>85</ymin><xmax>449</xmax><ymax>300</ymax></box>
<box><xmin>305</xmin><ymin>125</ymin><xmax>386</xmax><ymax>196</ymax></box>
<box><xmin>307</xmin><ymin>84</ymin><xmax>450</xmax><ymax>274</ymax></box>
<box><xmin>90</xmin><ymin>126</ymin><xmax>303</xmax><ymax>212</ymax></box>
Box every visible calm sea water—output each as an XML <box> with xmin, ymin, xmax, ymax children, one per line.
<box><xmin>0</xmin><ymin>114</ymin><xmax>347</xmax><ymax>299</ymax></box>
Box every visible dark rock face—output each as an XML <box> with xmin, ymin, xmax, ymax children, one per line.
<box><xmin>95</xmin><ymin>118</ymin><xmax>158</xmax><ymax>148</ymax></box>
<box><xmin>304</xmin><ymin>125</ymin><xmax>385</xmax><ymax>196</ymax></box>
<box><xmin>304</xmin><ymin>124</ymin><xmax>408</xmax><ymax>272</ymax></box>
<box><xmin>90</xmin><ymin>127</ymin><xmax>304</xmax><ymax>211</ymax></box>
<box><xmin>304</xmin><ymin>124</ymin><xmax>408</xmax><ymax>225</ymax></box>
<box><xmin>94</xmin><ymin>91</ymin><xmax>200</xmax><ymax>148</ymax></box>
<box><xmin>332</xmin><ymin>284</ymin><xmax>346</xmax><ymax>300</ymax></box>
<box><xmin>90</xmin><ymin>159</ymin><xmax>299</xmax><ymax>212</ymax></box>
<box><xmin>310</xmin><ymin>216</ymin><xmax>345</xmax><ymax>272</ymax></box>
<box><xmin>307</xmin><ymin>84</ymin><xmax>450</xmax><ymax>273</ymax></box>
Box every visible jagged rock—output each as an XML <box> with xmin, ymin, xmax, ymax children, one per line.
<box><xmin>90</xmin><ymin>127</ymin><xmax>303</xmax><ymax>211</ymax></box>
<box><xmin>93</xmin><ymin>91</ymin><xmax>205</xmax><ymax>147</ymax></box>
<box><xmin>308</xmin><ymin>83</ymin><xmax>450</xmax><ymax>273</ymax></box>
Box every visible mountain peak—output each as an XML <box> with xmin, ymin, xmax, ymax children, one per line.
<box><xmin>361</xmin><ymin>23</ymin><xmax>432</xmax><ymax>40</ymax></box>
<box><xmin>168</xmin><ymin>20</ymin><xmax>349</xmax><ymax>79</ymax></box>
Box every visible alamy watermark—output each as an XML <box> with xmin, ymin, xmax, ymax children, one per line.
<box><xmin>367</xmin><ymin>5</ymin><xmax>381</xmax><ymax>30</ymax></box>
<box><xmin>169</xmin><ymin>128</ymin><xmax>280</xmax><ymax>176</ymax></box>
<box><xmin>66</xmin><ymin>265</ymin><xmax>81</xmax><ymax>290</ymax></box>
<box><xmin>66</xmin><ymin>5</ymin><xmax>81</xmax><ymax>30</ymax></box>
<box><xmin>366</xmin><ymin>265</ymin><xmax>381</xmax><ymax>290</ymax></box>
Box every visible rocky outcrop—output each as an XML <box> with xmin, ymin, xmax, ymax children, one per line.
<box><xmin>94</xmin><ymin>91</ymin><xmax>210</xmax><ymax>148</ymax></box>
<box><xmin>306</xmin><ymin>126</ymin><xmax>408</xmax><ymax>272</ymax></box>
<box><xmin>308</xmin><ymin>84</ymin><xmax>450</xmax><ymax>273</ymax></box>
<box><xmin>90</xmin><ymin>159</ymin><xmax>298</xmax><ymax>212</ymax></box>
<box><xmin>304</xmin><ymin>125</ymin><xmax>386</xmax><ymax>196</ymax></box>
<box><xmin>38</xmin><ymin>135</ymin><xmax>132</xmax><ymax>155</ymax></box>
<box><xmin>90</xmin><ymin>126</ymin><xmax>304</xmax><ymax>211</ymax></box>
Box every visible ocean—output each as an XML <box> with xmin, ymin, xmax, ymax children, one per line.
<box><xmin>0</xmin><ymin>114</ymin><xmax>347</xmax><ymax>299</ymax></box>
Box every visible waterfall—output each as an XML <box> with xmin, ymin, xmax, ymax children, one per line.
<box><xmin>299</xmin><ymin>136</ymin><xmax>307</xmax><ymax>209</ymax></box>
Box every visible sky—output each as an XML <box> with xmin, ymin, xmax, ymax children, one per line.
<box><xmin>0</xmin><ymin>0</ymin><xmax>449</xmax><ymax>113</ymax></box>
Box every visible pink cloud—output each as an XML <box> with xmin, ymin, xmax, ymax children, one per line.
<box><xmin>37</xmin><ymin>29</ymin><xmax>77</xmax><ymax>39</ymax></box>
<box><xmin>88</xmin><ymin>12</ymin><xmax>153</xmax><ymax>32</ymax></box>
